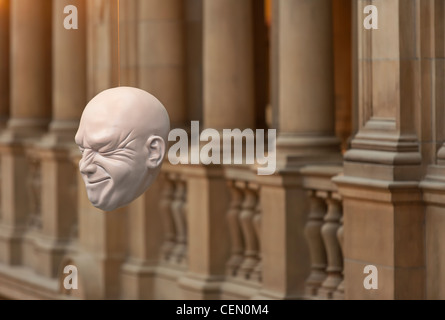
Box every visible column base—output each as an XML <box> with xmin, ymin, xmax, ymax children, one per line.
<box><xmin>58</xmin><ymin>252</ymin><xmax>125</xmax><ymax>299</ymax></box>
<box><xmin>178</xmin><ymin>273</ymin><xmax>224</xmax><ymax>300</ymax></box>
<box><xmin>155</xmin><ymin>264</ymin><xmax>186</xmax><ymax>300</ymax></box>
<box><xmin>276</xmin><ymin>134</ymin><xmax>342</xmax><ymax>170</ymax></box>
<box><xmin>120</xmin><ymin>260</ymin><xmax>157</xmax><ymax>300</ymax></box>
<box><xmin>332</xmin><ymin>281</ymin><xmax>345</xmax><ymax>300</ymax></box>
<box><xmin>1</xmin><ymin>118</ymin><xmax>48</xmax><ymax>142</ymax></box>
<box><xmin>34</xmin><ymin>237</ymin><xmax>70</xmax><ymax>278</ymax></box>
<box><xmin>0</xmin><ymin>225</ymin><xmax>24</xmax><ymax>265</ymax></box>
<box><xmin>304</xmin><ymin>270</ymin><xmax>327</xmax><ymax>297</ymax></box>
<box><xmin>0</xmin><ymin>136</ymin><xmax>35</xmax><ymax>267</ymax></box>
<box><xmin>256</xmin><ymin>171</ymin><xmax>311</xmax><ymax>300</ymax></box>
<box><xmin>252</xmin><ymin>289</ymin><xmax>303</xmax><ymax>300</ymax></box>
<box><xmin>220</xmin><ymin>277</ymin><xmax>261</xmax><ymax>299</ymax></box>
<box><xmin>33</xmin><ymin>129</ymin><xmax>78</xmax><ymax>279</ymax></box>
<box><xmin>420</xmin><ymin>165</ymin><xmax>445</xmax><ymax>299</ymax></box>
<box><xmin>334</xmin><ymin>175</ymin><xmax>425</xmax><ymax>300</ymax></box>
<box><xmin>317</xmin><ymin>274</ymin><xmax>342</xmax><ymax>299</ymax></box>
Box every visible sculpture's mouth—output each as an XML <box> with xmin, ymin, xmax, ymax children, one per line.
<box><xmin>88</xmin><ymin>177</ymin><xmax>111</xmax><ymax>185</ymax></box>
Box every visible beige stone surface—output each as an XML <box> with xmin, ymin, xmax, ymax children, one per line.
<box><xmin>0</xmin><ymin>0</ymin><xmax>444</xmax><ymax>302</ymax></box>
<box><xmin>138</xmin><ymin>0</ymin><xmax>186</xmax><ymax>128</ymax></box>
<box><xmin>277</xmin><ymin>0</ymin><xmax>334</xmax><ymax>134</ymax></box>
<box><xmin>369</xmin><ymin>0</ymin><xmax>399</xmax><ymax>60</ymax></box>
<box><xmin>52</xmin><ymin>0</ymin><xmax>86</xmax><ymax>126</ymax></box>
<box><xmin>120</xmin><ymin>263</ymin><xmax>156</xmax><ymax>300</ymax></box>
<box><xmin>10</xmin><ymin>0</ymin><xmax>51</xmax><ymax>123</ymax></box>
<box><xmin>185</xmin><ymin>0</ymin><xmax>203</xmax><ymax>123</ymax></box>
<box><xmin>180</xmin><ymin>165</ymin><xmax>230</xmax><ymax>298</ymax></box>
<box><xmin>0</xmin><ymin>0</ymin><xmax>9</xmax><ymax>129</ymax></box>
<box><xmin>371</xmin><ymin>60</ymin><xmax>399</xmax><ymax>119</ymax></box>
<box><xmin>203</xmin><ymin>0</ymin><xmax>254</xmax><ymax>130</ymax></box>
<box><xmin>258</xmin><ymin>174</ymin><xmax>309</xmax><ymax>299</ymax></box>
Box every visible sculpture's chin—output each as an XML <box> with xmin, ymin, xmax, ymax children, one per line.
<box><xmin>92</xmin><ymin>202</ymin><xmax>119</xmax><ymax>212</ymax></box>
<box><xmin>89</xmin><ymin>193</ymin><xmax>137</xmax><ymax>212</ymax></box>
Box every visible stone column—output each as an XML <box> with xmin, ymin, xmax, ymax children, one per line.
<box><xmin>49</xmin><ymin>0</ymin><xmax>87</xmax><ymax>137</ymax></box>
<box><xmin>121</xmin><ymin>179</ymin><xmax>164</xmax><ymax>300</ymax></box>
<box><xmin>177</xmin><ymin>165</ymin><xmax>230</xmax><ymax>300</ymax></box>
<box><xmin>32</xmin><ymin>0</ymin><xmax>86</xmax><ymax>278</ymax></box>
<box><xmin>58</xmin><ymin>0</ymin><xmax>130</xmax><ymax>299</ymax></box>
<box><xmin>256</xmin><ymin>0</ymin><xmax>340</xmax><ymax>299</ymax></box>
<box><xmin>8</xmin><ymin>0</ymin><xmax>52</xmax><ymax>134</ymax></box>
<box><xmin>0</xmin><ymin>0</ymin><xmax>10</xmax><ymax>232</ymax></box>
<box><xmin>118</xmin><ymin>0</ymin><xmax>138</xmax><ymax>87</ymax></box>
<box><xmin>414</xmin><ymin>0</ymin><xmax>445</xmax><ymax>300</ymax></box>
<box><xmin>275</xmin><ymin>0</ymin><xmax>340</xmax><ymax>168</ymax></box>
<box><xmin>177</xmin><ymin>0</ymin><xmax>253</xmax><ymax>299</ymax></box>
<box><xmin>0</xmin><ymin>0</ymin><xmax>52</xmax><ymax>266</ymax></box>
<box><xmin>203</xmin><ymin>0</ymin><xmax>254</xmax><ymax>131</ymax></box>
<box><xmin>138</xmin><ymin>0</ymin><xmax>187</xmax><ymax>129</ymax></box>
<box><xmin>185</xmin><ymin>0</ymin><xmax>203</xmax><ymax>123</ymax></box>
<box><xmin>116</xmin><ymin>0</ymin><xmax>173</xmax><ymax>300</ymax></box>
<box><xmin>335</xmin><ymin>1</ymin><xmax>424</xmax><ymax>299</ymax></box>
<box><xmin>0</xmin><ymin>0</ymin><xmax>10</xmax><ymax>130</ymax></box>
<box><xmin>86</xmin><ymin>0</ymin><xmax>119</xmax><ymax>98</ymax></box>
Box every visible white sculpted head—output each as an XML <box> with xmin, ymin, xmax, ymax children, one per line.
<box><xmin>75</xmin><ymin>87</ymin><xmax>170</xmax><ymax>212</ymax></box>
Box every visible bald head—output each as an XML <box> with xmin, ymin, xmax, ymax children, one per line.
<box><xmin>75</xmin><ymin>87</ymin><xmax>171</xmax><ymax>212</ymax></box>
<box><xmin>76</xmin><ymin>87</ymin><xmax>170</xmax><ymax>149</ymax></box>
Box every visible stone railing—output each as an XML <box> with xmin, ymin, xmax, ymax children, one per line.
<box><xmin>159</xmin><ymin>168</ymin><xmax>188</xmax><ymax>268</ymax></box>
<box><xmin>0</xmin><ymin>149</ymin><xmax>345</xmax><ymax>300</ymax></box>
<box><xmin>222</xmin><ymin>165</ymin><xmax>262</xmax><ymax>298</ymax></box>
<box><xmin>301</xmin><ymin>166</ymin><xmax>344</xmax><ymax>300</ymax></box>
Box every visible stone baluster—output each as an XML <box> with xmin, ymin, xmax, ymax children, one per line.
<box><xmin>0</xmin><ymin>159</ymin><xmax>2</xmax><ymax>223</ymax></box>
<box><xmin>333</xmin><ymin>199</ymin><xmax>345</xmax><ymax>300</ymax></box>
<box><xmin>26</xmin><ymin>148</ymin><xmax>41</xmax><ymax>230</ymax></box>
<box><xmin>182</xmin><ymin>184</ymin><xmax>188</xmax><ymax>265</ymax></box>
<box><xmin>68</xmin><ymin>156</ymin><xmax>78</xmax><ymax>240</ymax></box>
<box><xmin>238</xmin><ymin>183</ymin><xmax>259</xmax><ymax>280</ymax></box>
<box><xmin>159</xmin><ymin>174</ymin><xmax>176</xmax><ymax>262</ymax></box>
<box><xmin>252</xmin><ymin>200</ymin><xmax>262</xmax><ymax>282</ymax></box>
<box><xmin>171</xmin><ymin>176</ymin><xmax>187</xmax><ymax>265</ymax></box>
<box><xmin>304</xmin><ymin>190</ymin><xmax>328</xmax><ymax>296</ymax></box>
<box><xmin>318</xmin><ymin>193</ymin><xmax>343</xmax><ymax>299</ymax></box>
<box><xmin>226</xmin><ymin>181</ymin><xmax>244</xmax><ymax>276</ymax></box>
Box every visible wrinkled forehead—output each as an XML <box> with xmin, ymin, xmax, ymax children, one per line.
<box><xmin>76</xmin><ymin>119</ymin><xmax>127</xmax><ymax>150</ymax></box>
<box><xmin>75</xmin><ymin>93</ymin><xmax>145</xmax><ymax>149</ymax></box>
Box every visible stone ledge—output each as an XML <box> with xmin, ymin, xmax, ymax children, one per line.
<box><xmin>0</xmin><ymin>263</ymin><xmax>60</xmax><ymax>300</ymax></box>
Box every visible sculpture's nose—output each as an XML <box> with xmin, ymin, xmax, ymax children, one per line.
<box><xmin>79</xmin><ymin>152</ymin><xmax>97</xmax><ymax>175</ymax></box>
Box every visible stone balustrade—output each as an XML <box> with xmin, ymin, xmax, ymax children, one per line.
<box><xmin>227</xmin><ymin>177</ymin><xmax>262</xmax><ymax>282</ymax></box>
<box><xmin>221</xmin><ymin>166</ymin><xmax>263</xmax><ymax>299</ymax></box>
<box><xmin>159</xmin><ymin>169</ymin><xmax>188</xmax><ymax>269</ymax></box>
<box><xmin>25</xmin><ymin>147</ymin><xmax>42</xmax><ymax>230</ymax></box>
<box><xmin>301</xmin><ymin>165</ymin><xmax>344</xmax><ymax>300</ymax></box>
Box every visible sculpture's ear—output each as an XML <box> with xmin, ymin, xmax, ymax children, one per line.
<box><xmin>145</xmin><ymin>136</ymin><xmax>165</xmax><ymax>169</ymax></box>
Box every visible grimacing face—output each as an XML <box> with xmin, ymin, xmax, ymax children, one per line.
<box><xmin>75</xmin><ymin>87</ymin><xmax>170</xmax><ymax>212</ymax></box>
